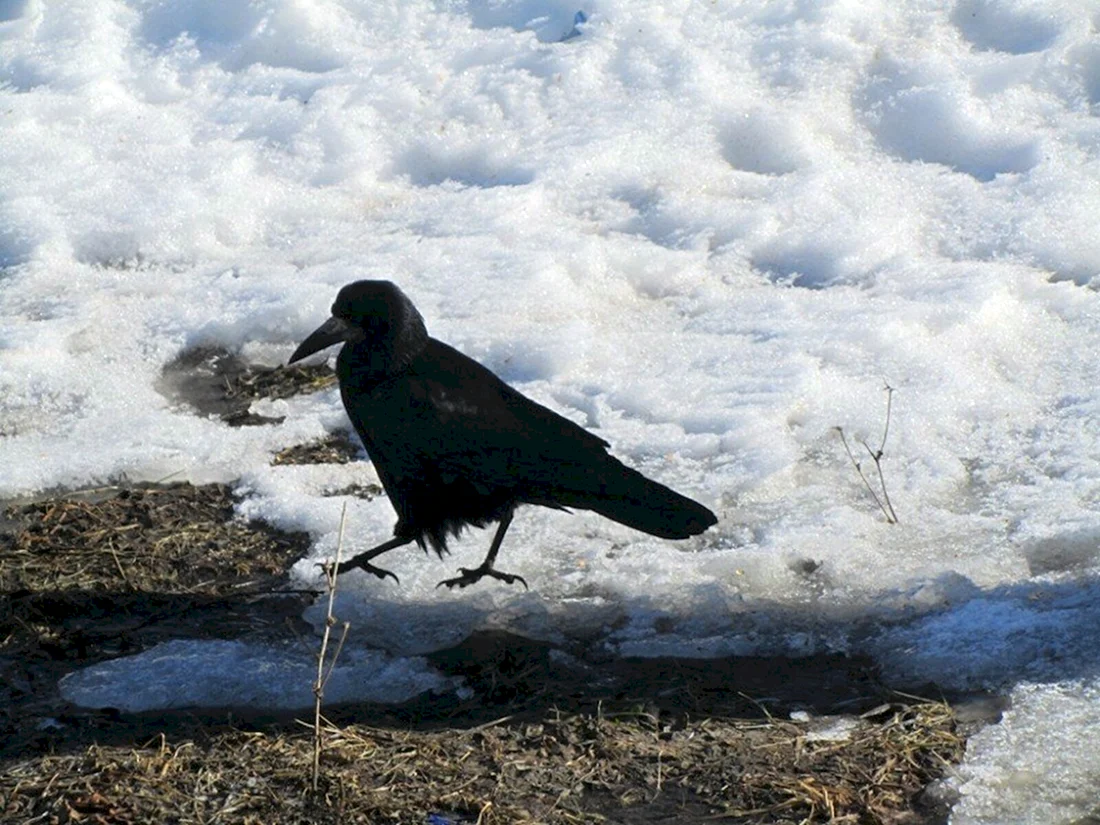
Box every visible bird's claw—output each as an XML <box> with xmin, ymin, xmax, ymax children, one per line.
<box><xmin>316</xmin><ymin>558</ymin><xmax>400</xmax><ymax>584</ymax></box>
<box><xmin>344</xmin><ymin>559</ymin><xmax>401</xmax><ymax>584</ymax></box>
<box><xmin>436</xmin><ymin>565</ymin><xmax>528</xmax><ymax>591</ymax></box>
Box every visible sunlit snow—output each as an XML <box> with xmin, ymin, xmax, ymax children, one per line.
<box><xmin>3</xmin><ymin>1</ymin><xmax>1100</xmax><ymax>822</ymax></box>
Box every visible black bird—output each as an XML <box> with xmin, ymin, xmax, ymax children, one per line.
<box><xmin>288</xmin><ymin>280</ymin><xmax>717</xmax><ymax>589</ymax></box>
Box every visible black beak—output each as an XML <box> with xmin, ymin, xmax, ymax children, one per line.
<box><xmin>288</xmin><ymin>316</ymin><xmax>352</xmax><ymax>364</ymax></box>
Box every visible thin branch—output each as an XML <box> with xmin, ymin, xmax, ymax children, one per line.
<box><xmin>878</xmin><ymin>382</ymin><xmax>895</xmax><ymax>456</ymax></box>
<box><xmin>836</xmin><ymin>382</ymin><xmax>899</xmax><ymax>524</ymax></box>
<box><xmin>857</xmin><ymin>437</ymin><xmax>898</xmax><ymax>524</ymax></box>
<box><xmin>836</xmin><ymin>427</ymin><xmax>891</xmax><ymax>522</ymax></box>
<box><xmin>320</xmin><ymin>622</ymin><xmax>351</xmax><ymax>691</ymax></box>
<box><xmin>313</xmin><ymin>502</ymin><xmax>349</xmax><ymax>792</ymax></box>
<box><xmin>871</xmin><ymin>382</ymin><xmax>899</xmax><ymax>523</ymax></box>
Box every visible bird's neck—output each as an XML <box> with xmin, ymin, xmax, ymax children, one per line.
<box><xmin>336</xmin><ymin>338</ymin><xmax>422</xmax><ymax>392</ymax></box>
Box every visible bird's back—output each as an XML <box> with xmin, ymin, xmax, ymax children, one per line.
<box><xmin>339</xmin><ymin>336</ymin><xmax>715</xmax><ymax>549</ymax></box>
<box><xmin>338</xmin><ymin>339</ymin><xmax>601</xmax><ymax>543</ymax></box>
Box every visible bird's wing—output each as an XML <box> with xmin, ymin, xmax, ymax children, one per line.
<box><xmin>393</xmin><ymin>341</ymin><xmax>611</xmax><ymax>486</ymax></box>
<box><xmin>350</xmin><ymin>339</ymin><xmax>716</xmax><ymax>539</ymax></box>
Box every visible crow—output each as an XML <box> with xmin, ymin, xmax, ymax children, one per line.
<box><xmin>288</xmin><ymin>280</ymin><xmax>717</xmax><ymax>589</ymax></box>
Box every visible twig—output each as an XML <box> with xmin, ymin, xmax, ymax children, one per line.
<box><xmin>872</xmin><ymin>383</ymin><xmax>899</xmax><ymax>523</ymax></box>
<box><xmin>836</xmin><ymin>428</ymin><xmax>890</xmax><ymax>521</ymax></box>
<box><xmin>152</xmin><ymin>468</ymin><xmax>186</xmax><ymax>485</ymax></box>
<box><xmin>651</xmin><ymin>749</ymin><xmax>664</xmax><ymax>801</ymax></box>
<box><xmin>877</xmin><ymin>382</ymin><xmax>894</xmax><ymax>456</ymax></box>
<box><xmin>861</xmin><ymin>436</ymin><xmax>899</xmax><ymax>524</ymax></box>
<box><xmin>313</xmin><ymin>502</ymin><xmax>352</xmax><ymax>792</ymax></box>
<box><xmin>836</xmin><ymin>383</ymin><xmax>899</xmax><ymax>524</ymax></box>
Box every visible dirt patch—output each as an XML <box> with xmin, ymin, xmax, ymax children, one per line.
<box><xmin>157</xmin><ymin>346</ymin><xmax>336</xmax><ymax>426</ymax></box>
<box><xmin>271</xmin><ymin>434</ymin><xmax>383</xmax><ymax>496</ymax></box>
<box><xmin>0</xmin><ymin>483</ymin><xmax>309</xmax><ymax>595</ymax></box>
<box><xmin>0</xmin><ymin>481</ymin><xmax>971</xmax><ymax>824</ymax></box>
<box><xmin>0</xmin><ymin>482</ymin><xmax>315</xmax><ymax>758</ymax></box>
<box><xmin>156</xmin><ymin>345</ymin><xmax>368</xmax><ymax>465</ymax></box>
<box><xmin>0</xmin><ymin>698</ymin><xmax>962</xmax><ymax>824</ymax></box>
<box><xmin>273</xmin><ymin>432</ymin><xmax>363</xmax><ymax>466</ymax></box>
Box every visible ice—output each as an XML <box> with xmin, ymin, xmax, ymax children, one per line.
<box><xmin>872</xmin><ymin>579</ymin><xmax>1100</xmax><ymax>691</ymax></box>
<box><xmin>3</xmin><ymin>0</ymin><xmax>1100</xmax><ymax>821</ymax></box>
<box><xmin>59</xmin><ymin>639</ymin><xmax>456</xmax><ymax>712</ymax></box>
<box><xmin>950</xmin><ymin>680</ymin><xmax>1100</xmax><ymax>825</ymax></box>
<box><xmin>804</xmin><ymin>715</ymin><xmax>860</xmax><ymax>743</ymax></box>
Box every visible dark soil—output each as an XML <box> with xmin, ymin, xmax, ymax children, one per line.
<box><xmin>157</xmin><ymin>346</ymin><xmax>336</xmax><ymax>426</ymax></box>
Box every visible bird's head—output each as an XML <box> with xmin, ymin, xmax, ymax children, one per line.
<box><xmin>288</xmin><ymin>280</ymin><xmax>428</xmax><ymax>368</ymax></box>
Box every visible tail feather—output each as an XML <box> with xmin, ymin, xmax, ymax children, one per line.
<box><xmin>556</xmin><ymin>461</ymin><xmax>717</xmax><ymax>539</ymax></box>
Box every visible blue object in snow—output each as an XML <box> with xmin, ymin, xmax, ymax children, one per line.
<box><xmin>561</xmin><ymin>10</ymin><xmax>587</xmax><ymax>41</ymax></box>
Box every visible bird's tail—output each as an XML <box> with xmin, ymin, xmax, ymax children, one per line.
<box><xmin>556</xmin><ymin>460</ymin><xmax>717</xmax><ymax>539</ymax></box>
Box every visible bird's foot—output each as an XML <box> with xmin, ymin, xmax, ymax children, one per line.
<box><xmin>436</xmin><ymin>564</ymin><xmax>528</xmax><ymax>591</ymax></box>
<box><xmin>317</xmin><ymin>557</ymin><xmax>400</xmax><ymax>584</ymax></box>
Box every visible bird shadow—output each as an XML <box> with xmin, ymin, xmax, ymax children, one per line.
<box><xmin>0</xmin><ymin>582</ymin><xmax>888</xmax><ymax>761</ymax></box>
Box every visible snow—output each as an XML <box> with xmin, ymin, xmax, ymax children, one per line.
<box><xmin>2</xmin><ymin>0</ymin><xmax>1100</xmax><ymax>821</ymax></box>
<box><xmin>951</xmin><ymin>681</ymin><xmax>1100</xmax><ymax>825</ymax></box>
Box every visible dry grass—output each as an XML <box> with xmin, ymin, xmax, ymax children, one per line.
<box><xmin>225</xmin><ymin>359</ymin><xmax>337</xmax><ymax>404</ymax></box>
<box><xmin>272</xmin><ymin>432</ymin><xmax>363</xmax><ymax>467</ymax></box>
<box><xmin>0</xmin><ymin>483</ymin><xmax>308</xmax><ymax>595</ymax></box>
<box><xmin>0</xmin><ymin>700</ymin><xmax>962</xmax><ymax>824</ymax></box>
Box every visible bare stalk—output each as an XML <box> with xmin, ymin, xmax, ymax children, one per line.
<box><xmin>836</xmin><ymin>383</ymin><xmax>899</xmax><ymax>524</ymax></box>
<box><xmin>313</xmin><ymin>502</ymin><xmax>352</xmax><ymax>792</ymax></box>
<box><xmin>877</xmin><ymin>382</ymin><xmax>894</xmax><ymax>456</ymax></box>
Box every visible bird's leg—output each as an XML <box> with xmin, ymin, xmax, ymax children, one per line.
<box><xmin>327</xmin><ymin>534</ymin><xmax>414</xmax><ymax>583</ymax></box>
<box><xmin>437</xmin><ymin>512</ymin><xmax>528</xmax><ymax>590</ymax></box>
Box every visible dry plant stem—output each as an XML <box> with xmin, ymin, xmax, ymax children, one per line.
<box><xmin>0</xmin><ymin>699</ymin><xmax>963</xmax><ymax>824</ymax></box>
<box><xmin>313</xmin><ymin>501</ymin><xmax>351</xmax><ymax>792</ymax></box>
<box><xmin>837</xmin><ymin>384</ymin><xmax>899</xmax><ymax>524</ymax></box>
<box><xmin>874</xmin><ymin>384</ymin><xmax>899</xmax><ymax>523</ymax></box>
<box><xmin>877</xmin><ymin>383</ymin><xmax>894</xmax><ymax>455</ymax></box>
<box><xmin>862</xmin><ymin>436</ymin><xmax>899</xmax><ymax>524</ymax></box>
<box><xmin>837</xmin><ymin>428</ymin><xmax>892</xmax><ymax>523</ymax></box>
